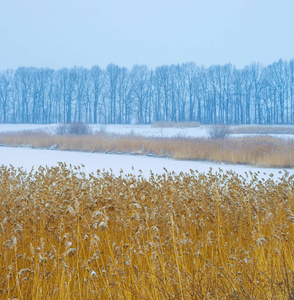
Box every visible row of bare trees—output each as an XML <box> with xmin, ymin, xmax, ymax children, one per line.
<box><xmin>0</xmin><ymin>59</ymin><xmax>293</xmax><ymax>124</ymax></box>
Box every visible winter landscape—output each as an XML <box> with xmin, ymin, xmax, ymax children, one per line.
<box><xmin>1</xmin><ymin>123</ymin><xmax>294</xmax><ymax>178</ymax></box>
<box><xmin>1</xmin><ymin>0</ymin><xmax>294</xmax><ymax>299</ymax></box>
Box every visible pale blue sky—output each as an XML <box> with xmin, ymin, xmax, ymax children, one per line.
<box><xmin>0</xmin><ymin>0</ymin><xmax>293</xmax><ymax>70</ymax></box>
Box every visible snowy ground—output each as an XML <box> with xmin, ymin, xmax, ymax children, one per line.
<box><xmin>0</xmin><ymin>146</ymin><xmax>292</xmax><ymax>180</ymax></box>
<box><xmin>0</xmin><ymin>123</ymin><xmax>208</xmax><ymax>138</ymax></box>
<box><xmin>0</xmin><ymin>123</ymin><xmax>59</xmax><ymax>134</ymax></box>
<box><xmin>0</xmin><ymin>123</ymin><xmax>294</xmax><ymax>139</ymax></box>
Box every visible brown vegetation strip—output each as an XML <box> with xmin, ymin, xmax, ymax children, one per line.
<box><xmin>1</xmin><ymin>165</ymin><xmax>294</xmax><ymax>299</ymax></box>
<box><xmin>1</xmin><ymin>131</ymin><xmax>294</xmax><ymax>167</ymax></box>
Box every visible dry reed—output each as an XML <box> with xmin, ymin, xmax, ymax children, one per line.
<box><xmin>1</xmin><ymin>165</ymin><xmax>294</xmax><ymax>299</ymax></box>
<box><xmin>0</xmin><ymin>131</ymin><xmax>294</xmax><ymax>167</ymax></box>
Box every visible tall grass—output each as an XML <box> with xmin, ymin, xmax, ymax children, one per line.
<box><xmin>1</xmin><ymin>165</ymin><xmax>294</xmax><ymax>299</ymax></box>
<box><xmin>1</xmin><ymin>131</ymin><xmax>294</xmax><ymax>167</ymax></box>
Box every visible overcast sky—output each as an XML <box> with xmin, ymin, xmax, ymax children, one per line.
<box><xmin>0</xmin><ymin>0</ymin><xmax>293</xmax><ymax>70</ymax></box>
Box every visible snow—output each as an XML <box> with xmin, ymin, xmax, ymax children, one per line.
<box><xmin>102</xmin><ymin>124</ymin><xmax>209</xmax><ymax>138</ymax></box>
<box><xmin>0</xmin><ymin>146</ymin><xmax>292</xmax><ymax>180</ymax></box>
<box><xmin>1</xmin><ymin>123</ymin><xmax>294</xmax><ymax>140</ymax></box>
<box><xmin>0</xmin><ymin>123</ymin><xmax>208</xmax><ymax>138</ymax></box>
<box><xmin>0</xmin><ymin>124</ymin><xmax>58</xmax><ymax>134</ymax></box>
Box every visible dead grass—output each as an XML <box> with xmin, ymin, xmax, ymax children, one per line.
<box><xmin>0</xmin><ymin>131</ymin><xmax>294</xmax><ymax>168</ymax></box>
<box><xmin>1</xmin><ymin>165</ymin><xmax>294</xmax><ymax>299</ymax></box>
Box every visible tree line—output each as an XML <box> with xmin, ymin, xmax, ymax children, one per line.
<box><xmin>0</xmin><ymin>59</ymin><xmax>293</xmax><ymax>125</ymax></box>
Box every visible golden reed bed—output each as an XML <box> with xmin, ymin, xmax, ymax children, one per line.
<box><xmin>0</xmin><ymin>131</ymin><xmax>294</xmax><ymax>168</ymax></box>
<box><xmin>1</xmin><ymin>164</ymin><xmax>294</xmax><ymax>299</ymax></box>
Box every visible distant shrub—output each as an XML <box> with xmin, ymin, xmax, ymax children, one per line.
<box><xmin>99</xmin><ymin>123</ymin><xmax>107</xmax><ymax>133</ymax></box>
<box><xmin>55</xmin><ymin>124</ymin><xmax>68</xmax><ymax>135</ymax></box>
<box><xmin>208</xmin><ymin>124</ymin><xmax>231</xmax><ymax>139</ymax></box>
<box><xmin>55</xmin><ymin>123</ymin><xmax>92</xmax><ymax>135</ymax></box>
<box><xmin>68</xmin><ymin>122</ymin><xmax>92</xmax><ymax>135</ymax></box>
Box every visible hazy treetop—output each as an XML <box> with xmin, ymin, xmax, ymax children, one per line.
<box><xmin>0</xmin><ymin>0</ymin><xmax>293</xmax><ymax>71</ymax></box>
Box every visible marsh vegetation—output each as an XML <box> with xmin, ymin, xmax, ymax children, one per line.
<box><xmin>1</xmin><ymin>165</ymin><xmax>294</xmax><ymax>299</ymax></box>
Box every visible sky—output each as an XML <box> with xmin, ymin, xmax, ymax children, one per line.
<box><xmin>0</xmin><ymin>0</ymin><xmax>293</xmax><ymax>70</ymax></box>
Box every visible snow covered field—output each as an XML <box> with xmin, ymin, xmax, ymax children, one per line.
<box><xmin>0</xmin><ymin>123</ymin><xmax>209</xmax><ymax>138</ymax></box>
<box><xmin>0</xmin><ymin>146</ymin><xmax>292</xmax><ymax>180</ymax></box>
<box><xmin>0</xmin><ymin>123</ymin><xmax>59</xmax><ymax>134</ymax></box>
<box><xmin>0</xmin><ymin>123</ymin><xmax>294</xmax><ymax>139</ymax></box>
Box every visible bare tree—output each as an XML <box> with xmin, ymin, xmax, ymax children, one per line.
<box><xmin>106</xmin><ymin>64</ymin><xmax>120</xmax><ymax>124</ymax></box>
<box><xmin>15</xmin><ymin>67</ymin><xmax>34</xmax><ymax>123</ymax></box>
<box><xmin>0</xmin><ymin>59</ymin><xmax>293</xmax><ymax>126</ymax></box>
<box><xmin>131</xmin><ymin>65</ymin><xmax>150</xmax><ymax>123</ymax></box>
<box><xmin>90</xmin><ymin>65</ymin><xmax>106</xmax><ymax>124</ymax></box>
<box><xmin>0</xmin><ymin>70</ymin><xmax>13</xmax><ymax>122</ymax></box>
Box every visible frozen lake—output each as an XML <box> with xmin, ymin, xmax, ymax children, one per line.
<box><xmin>0</xmin><ymin>146</ymin><xmax>292</xmax><ymax>180</ymax></box>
